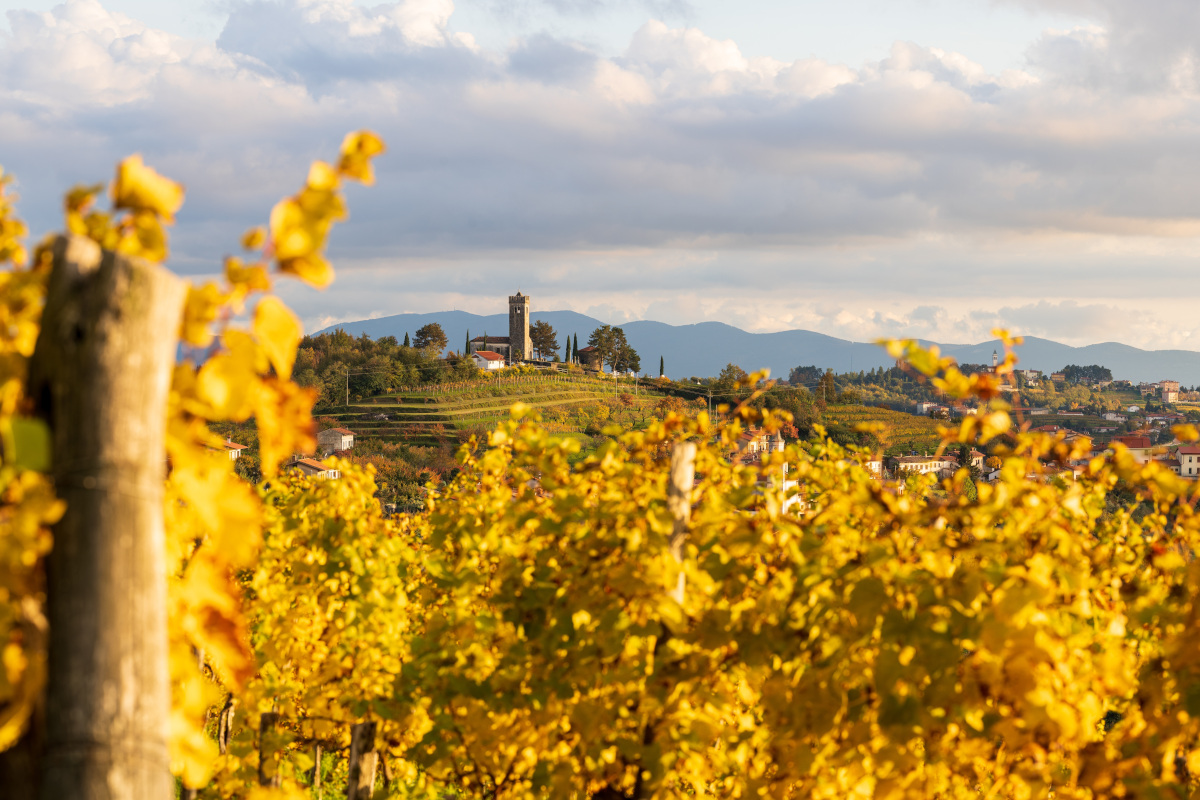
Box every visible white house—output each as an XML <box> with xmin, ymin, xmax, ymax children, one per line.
<box><xmin>471</xmin><ymin>350</ymin><xmax>506</xmax><ymax>371</ymax></box>
<box><xmin>288</xmin><ymin>457</ymin><xmax>341</xmax><ymax>480</ymax></box>
<box><xmin>317</xmin><ymin>427</ymin><xmax>355</xmax><ymax>454</ymax></box>
<box><xmin>223</xmin><ymin>440</ymin><xmax>246</xmax><ymax>460</ymax></box>
<box><xmin>1179</xmin><ymin>446</ymin><xmax>1200</xmax><ymax>478</ymax></box>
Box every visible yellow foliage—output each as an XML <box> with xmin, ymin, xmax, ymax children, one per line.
<box><xmin>0</xmin><ymin>132</ymin><xmax>383</xmax><ymax>787</ymax></box>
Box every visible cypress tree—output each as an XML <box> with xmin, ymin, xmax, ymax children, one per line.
<box><xmin>660</xmin><ymin>355</ymin><xmax>664</xmax><ymax>377</ymax></box>
<box><xmin>403</xmin><ymin>332</ymin><xmax>410</xmax><ymax>348</ymax></box>
<box><xmin>573</xmin><ymin>333</ymin><xmax>579</xmax><ymax>363</ymax></box>
<box><xmin>566</xmin><ymin>337</ymin><xmax>573</xmax><ymax>363</ymax></box>
<box><xmin>465</xmin><ymin>329</ymin><xmax>470</xmax><ymax>356</ymax></box>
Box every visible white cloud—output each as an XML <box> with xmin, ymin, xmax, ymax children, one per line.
<box><xmin>2</xmin><ymin>0</ymin><xmax>1200</xmax><ymax>350</ymax></box>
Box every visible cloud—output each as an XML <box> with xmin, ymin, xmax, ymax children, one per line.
<box><xmin>2</xmin><ymin>0</ymin><xmax>1200</xmax><ymax>350</ymax></box>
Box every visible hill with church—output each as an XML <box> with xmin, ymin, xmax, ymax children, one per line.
<box><xmin>316</xmin><ymin>306</ymin><xmax>1200</xmax><ymax>385</ymax></box>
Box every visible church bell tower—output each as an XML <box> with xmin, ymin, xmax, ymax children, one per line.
<box><xmin>508</xmin><ymin>292</ymin><xmax>531</xmax><ymax>363</ymax></box>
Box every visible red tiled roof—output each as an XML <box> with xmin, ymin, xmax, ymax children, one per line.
<box><xmin>473</xmin><ymin>350</ymin><xmax>504</xmax><ymax>360</ymax></box>
<box><xmin>577</xmin><ymin>346</ymin><xmax>597</xmax><ymax>353</ymax></box>
<box><xmin>471</xmin><ymin>335</ymin><xmax>510</xmax><ymax>342</ymax></box>
<box><xmin>1113</xmin><ymin>435</ymin><xmax>1152</xmax><ymax>449</ymax></box>
<box><xmin>1177</xmin><ymin>445</ymin><xmax>1200</xmax><ymax>455</ymax></box>
<box><xmin>325</xmin><ymin>427</ymin><xmax>354</xmax><ymax>436</ymax></box>
<box><xmin>293</xmin><ymin>458</ymin><xmax>327</xmax><ymax>470</ymax></box>
<box><xmin>224</xmin><ymin>442</ymin><xmax>247</xmax><ymax>450</ymax></box>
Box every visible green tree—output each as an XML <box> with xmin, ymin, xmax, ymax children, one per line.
<box><xmin>413</xmin><ymin>322</ymin><xmax>448</xmax><ymax>356</ymax></box>
<box><xmin>713</xmin><ymin>362</ymin><xmax>748</xmax><ymax>397</ymax></box>
<box><xmin>403</xmin><ymin>331</ymin><xmax>410</xmax><ymax>348</ymax></box>
<box><xmin>587</xmin><ymin>325</ymin><xmax>617</xmax><ymax>370</ymax></box>
<box><xmin>660</xmin><ymin>355</ymin><xmax>664</xmax><ymax>377</ymax></box>
<box><xmin>530</xmin><ymin>319</ymin><xmax>559</xmax><ymax>361</ymax></box>
<box><xmin>612</xmin><ymin>327</ymin><xmax>639</xmax><ymax>374</ymax></box>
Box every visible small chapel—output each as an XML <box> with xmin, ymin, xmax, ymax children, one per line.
<box><xmin>467</xmin><ymin>292</ymin><xmax>532</xmax><ymax>365</ymax></box>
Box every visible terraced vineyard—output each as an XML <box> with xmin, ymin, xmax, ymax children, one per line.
<box><xmin>325</xmin><ymin>373</ymin><xmax>666</xmax><ymax>446</ymax></box>
<box><xmin>822</xmin><ymin>404</ymin><xmax>944</xmax><ymax>455</ymax></box>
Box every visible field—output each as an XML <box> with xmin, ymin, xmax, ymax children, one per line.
<box><xmin>324</xmin><ymin>373</ymin><xmax>667</xmax><ymax>446</ymax></box>
<box><xmin>823</xmin><ymin>405</ymin><xmax>945</xmax><ymax>455</ymax></box>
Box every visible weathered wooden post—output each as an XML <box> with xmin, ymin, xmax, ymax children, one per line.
<box><xmin>346</xmin><ymin>721</ymin><xmax>378</xmax><ymax>800</ymax></box>
<box><xmin>258</xmin><ymin>712</ymin><xmax>281</xmax><ymax>788</ymax></box>
<box><xmin>667</xmin><ymin>442</ymin><xmax>696</xmax><ymax>604</ymax></box>
<box><xmin>31</xmin><ymin>235</ymin><xmax>185</xmax><ymax>800</ymax></box>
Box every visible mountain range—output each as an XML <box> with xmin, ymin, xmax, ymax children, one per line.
<box><xmin>316</xmin><ymin>310</ymin><xmax>1200</xmax><ymax>386</ymax></box>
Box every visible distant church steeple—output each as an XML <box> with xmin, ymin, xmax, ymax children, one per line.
<box><xmin>992</xmin><ymin>350</ymin><xmax>998</xmax><ymax>369</ymax></box>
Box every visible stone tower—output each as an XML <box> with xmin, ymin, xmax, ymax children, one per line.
<box><xmin>508</xmin><ymin>292</ymin><xmax>531</xmax><ymax>363</ymax></box>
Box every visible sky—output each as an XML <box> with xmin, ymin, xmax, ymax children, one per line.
<box><xmin>0</xmin><ymin>0</ymin><xmax>1197</xmax><ymax>349</ymax></box>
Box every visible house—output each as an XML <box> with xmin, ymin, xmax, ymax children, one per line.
<box><xmin>894</xmin><ymin>453</ymin><xmax>957</xmax><ymax>476</ymax></box>
<box><xmin>577</xmin><ymin>345</ymin><xmax>603</xmax><ymax>370</ymax></box>
<box><xmin>468</xmin><ymin>335</ymin><xmax>511</xmax><ymax>359</ymax></box>
<box><xmin>1103</xmin><ymin>412</ymin><xmax>1127</xmax><ymax>422</ymax></box>
<box><xmin>470</xmin><ymin>350</ymin><xmax>506</xmax><ymax>371</ymax></box>
<box><xmin>1158</xmin><ymin>455</ymin><xmax>1182</xmax><ymax>476</ymax></box>
<box><xmin>287</xmin><ymin>457</ymin><xmax>341</xmax><ymax>480</ymax></box>
<box><xmin>1179</xmin><ymin>446</ymin><xmax>1200</xmax><ymax>478</ymax></box>
<box><xmin>223</xmin><ymin>440</ymin><xmax>246</xmax><ymax>461</ymax></box>
<box><xmin>1018</xmin><ymin>369</ymin><xmax>1043</xmax><ymax>382</ymax></box>
<box><xmin>915</xmin><ymin>402</ymin><xmax>947</xmax><ymax>416</ymax></box>
<box><xmin>1050</xmin><ymin>372</ymin><xmax>1066</xmax><ymax>382</ymax></box>
<box><xmin>1128</xmin><ymin>405</ymin><xmax>1141</xmax><ymax>413</ymax></box>
<box><xmin>1110</xmin><ymin>434</ymin><xmax>1154</xmax><ymax>463</ymax></box>
<box><xmin>735</xmin><ymin>428</ymin><xmax>786</xmax><ymax>463</ymax></box>
<box><xmin>317</xmin><ymin>427</ymin><xmax>355</xmax><ymax>454</ymax></box>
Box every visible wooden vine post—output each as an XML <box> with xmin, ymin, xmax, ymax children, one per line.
<box><xmin>667</xmin><ymin>442</ymin><xmax>696</xmax><ymax>604</ymax></box>
<box><xmin>346</xmin><ymin>721</ymin><xmax>379</xmax><ymax>800</ymax></box>
<box><xmin>30</xmin><ymin>236</ymin><xmax>185</xmax><ymax>800</ymax></box>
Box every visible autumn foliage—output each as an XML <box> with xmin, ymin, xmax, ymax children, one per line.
<box><xmin>4</xmin><ymin>142</ymin><xmax>1200</xmax><ymax>800</ymax></box>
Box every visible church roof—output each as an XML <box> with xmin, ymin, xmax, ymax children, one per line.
<box><xmin>472</xmin><ymin>335</ymin><xmax>510</xmax><ymax>343</ymax></box>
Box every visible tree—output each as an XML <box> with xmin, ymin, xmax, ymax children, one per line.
<box><xmin>1061</xmin><ymin>364</ymin><xmax>1113</xmax><ymax>384</ymax></box>
<box><xmin>713</xmin><ymin>362</ymin><xmax>748</xmax><ymax>396</ymax></box>
<box><xmin>660</xmin><ymin>355</ymin><xmax>664</xmax><ymax>377</ymax></box>
<box><xmin>611</xmin><ymin>327</ymin><xmax>639</xmax><ymax>374</ymax></box>
<box><xmin>464</xmin><ymin>328</ymin><xmax>470</xmax><ymax>356</ymax></box>
<box><xmin>587</xmin><ymin>325</ymin><xmax>617</xmax><ymax>371</ymax></box>
<box><xmin>573</xmin><ymin>333</ymin><xmax>579</xmax><ymax>363</ymax></box>
<box><xmin>817</xmin><ymin>368</ymin><xmax>838</xmax><ymax>404</ymax></box>
<box><xmin>788</xmin><ymin>365</ymin><xmax>822</xmax><ymax>386</ymax></box>
<box><xmin>403</xmin><ymin>331</ymin><xmax>410</xmax><ymax>348</ymax></box>
<box><xmin>530</xmin><ymin>320</ymin><xmax>559</xmax><ymax>361</ymax></box>
<box><xmin>413</xmin><ymin>322</ymin><xmax>448</xmax><ymax>356</ymax></box>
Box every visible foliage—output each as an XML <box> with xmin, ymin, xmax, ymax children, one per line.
<box><xmin>15</xmin><ymin>147</ymin><xmax>1200</xmax><ymax>800</ymax></box>
<box><xmin>197</xmin><ymin>341</ymin><xmax>1200</xmax><ymax>799</ymax></box>
<box><xmin>0</xmin><ymin>133</ymin><xmax>385</xmax><ymax>787</ymax></box>
<box><xmin>1062</xmin><ymin>364</ymin><xmax>1113</xmax><ymax>384</ymax></box>
<box><xmin>413</xmin><ymin>323</ymin><xmax>448</xmax><ymax>357</ymax></box>
<box><xmin>530</xmin><ymin>319</ymin><xmax>559</xmax><ymax>361</ymax></box>
<box><xmin>295</xmin><ymin>330</ymin><xmax>478</xmax><ymax>408</ymax></box>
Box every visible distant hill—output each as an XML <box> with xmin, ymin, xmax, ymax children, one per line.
<box><xmin>315</xmin><ymin>311</ymin><xmax>1200</xmax><ymax>385</ymax></box>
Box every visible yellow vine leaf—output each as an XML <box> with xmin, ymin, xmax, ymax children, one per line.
<box><xmin>253</xmin><ymin>297</ymin><xmax>302</xmax><ymax>380</ymax></box>
<box><xmin>112</xmin><ymin>154</ymin><xmax>184</xmax><ymax>222</ymax></box>
<box><xmin>337</xmin><ymin>130</ymin><xmax>386</xmax><ymax>184</ymax></box>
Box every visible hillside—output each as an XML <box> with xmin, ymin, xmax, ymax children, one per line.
<box><xmin>317</xmin><ymin>311</ymin><xmax>1200</xmax><ymax>385</ymax></box>
<box><xmin>324</xmin><ymin>373</ymin><xmax>664</xmax><ymax>447</ymax></box>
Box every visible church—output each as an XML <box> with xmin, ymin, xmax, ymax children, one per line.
<box><xmin>467</xmin><ymin>292</ymin><xmax>532</xmax><ymax>365</ymax></box>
